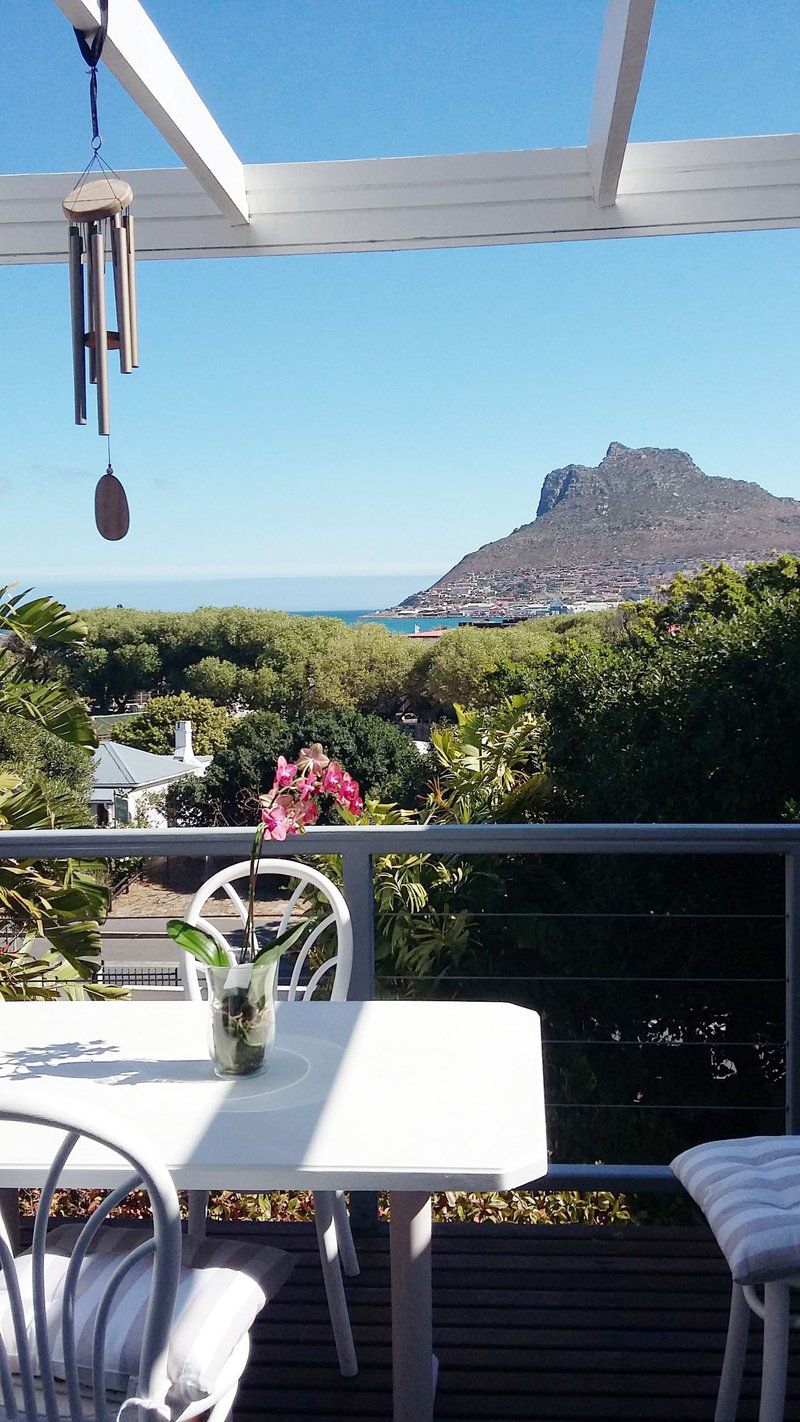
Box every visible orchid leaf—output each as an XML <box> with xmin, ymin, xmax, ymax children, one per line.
<box><xmin>252</xmin><ymin>918</ymin><xmax>310</xmax><ymax>967</ymax></box>
<box><xmin>166</xmin><ymin>919</ymin><xmax>230</xmax><ymax>966</ymax></box>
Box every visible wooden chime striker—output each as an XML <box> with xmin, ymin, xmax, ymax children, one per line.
<box><xmin>63</xmin><ymin>178</ymin><xmax>137</xmax><ymax>539</ymax></box>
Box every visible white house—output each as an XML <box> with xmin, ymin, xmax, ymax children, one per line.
<box><xmin>91</xmin><ymin>721</ymin><xmax>212</xmax><ymax>828</ymax></box>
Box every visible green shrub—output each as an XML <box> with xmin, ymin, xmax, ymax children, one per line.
<box><xmin>117</xmin><ymin>693</ymin><xmax>231</xmax><ymax>757</ymax></box>
<box><xmin>167</xmin><ymin>706</ymin><xmax>429</xmax><ymax>824</ymax></box>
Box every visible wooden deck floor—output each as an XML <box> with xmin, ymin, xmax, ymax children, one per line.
<box><xmin>228</xmin><ymin>1220</ymin><xmax>800</xmax><ymax>1422</ymax></box>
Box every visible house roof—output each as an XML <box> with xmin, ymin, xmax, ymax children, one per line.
<box><xmin>92</xmin><ymin>740</ymin><xmax>200</xmax><ymax>791</ymax></box>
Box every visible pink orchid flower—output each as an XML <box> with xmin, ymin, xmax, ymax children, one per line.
<box><xmin>297</xmin><ymin>742</ymin><xmax>330</xmax><ymax>774</ymax></box>
<box><xmin>273</xmin><ymin>755</ymin><xmax>298</xmax><ymax>789</ymax></box>
<box><xmin>338</xmin><ymin>774</ymin><xmax>361</xmax><ymax>806</ymax></box>
<box><xmin>334</xmin><ymin>773</ymin><xmax>363</xmax><ymax>816</ymax></box>
<box><xmin>261</xmin><ymin>805</ymin><xmax>290</xmax><ymax>841</ymax></box>
<box><xmin>301</xmin><ymin>799</ymin><xmax>321</xmax><ymax>825</ymax></box>
<box><xmin>258</xmin><ymin>742</ymin><xmax>359</xmax><ymax>849</ymax></box>
<box><xmin>295</xmin><ymin>774</ymin><xmax>319</xmax><ymax>802</ymax></box>
<box><xmin>322</xmin><ymin>761</ymin><xmax>344</xmax><ymax>795</ymax></box>
<box><xmin>269</xmin><ymin>791</ymin><xmax>297</xmax><ymax>817</ymax></box>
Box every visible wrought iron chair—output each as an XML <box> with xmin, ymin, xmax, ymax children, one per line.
<box><xmin>178</xmin><ymin>858</ymin><xmax>360</xmax><ymax>1378</ymax></box>
<box><xmin>0</xmin><ymin>1082</ymin><xmax>293</xmax><ymax>1421</ymax></box>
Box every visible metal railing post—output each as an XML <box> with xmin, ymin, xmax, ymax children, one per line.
<box><xmin>341</xmin><ymin>845</ymin><xmax>380</xmax><ymax>1230</ymax></box>
<box><xmin>342</xmin><ymin>847</ymin><xmax>376</xmax><ymax>1002</ymax></box>
<box><xmin>786</xmin><ymin>852</ymin><xmax>800</xmax><ymax>1133</ymax></box>
<box><xmin>0</xmin><ymin>1190</ymin><xmax>20</xmax><ymax>1254</ymax></box>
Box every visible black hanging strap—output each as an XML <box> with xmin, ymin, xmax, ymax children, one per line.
<box><xmin>74</xmin><ymin>0</ymin><xmax>108</xmax><ymax>68</ymax></box>
<box><xmin>74</xmin><ymin>0</ymin><xmax>109</xmax><ymax>150</ymax></box>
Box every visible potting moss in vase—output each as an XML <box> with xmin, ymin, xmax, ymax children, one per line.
<box><xmin>167</xmin><ymin>744</ymin><xmax>363</xmax><ymax>1077</ymax></box>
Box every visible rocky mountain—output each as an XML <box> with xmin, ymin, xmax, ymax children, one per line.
<box><xmin>400</xmin><ymin>443</ymin><xmax>800</xmax><ymax>611</ymax></box>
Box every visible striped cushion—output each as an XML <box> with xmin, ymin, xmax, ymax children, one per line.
<box><xmin>0</xmin><ymin>1224</ymin><xmax>293</xmax><ymax>1406</ymax></box>
<box><xmin>671</xmin><ymin>1136</ymin><xmax>800</xmax><ymax>1285</ymax></box>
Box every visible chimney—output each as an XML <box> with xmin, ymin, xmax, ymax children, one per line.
<box><xmin>174</xmin><ymin>720</ymin><xmax>195</xmax><ymax>762</ymax></box>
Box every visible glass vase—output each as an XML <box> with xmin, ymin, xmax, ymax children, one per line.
<box><xmin>207</xmin><ymin>960</ymin><xmax>277</xmax><ymax>1078</ymax></box>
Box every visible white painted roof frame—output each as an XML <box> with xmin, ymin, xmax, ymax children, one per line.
<box><xmin>52</xmin><ymin>0</ymin><xmax>249</xmax><ymax>225</ymax></box>
<box><xmin>1</xmin><ymin>1</ymin><xmax>798</xmax><ymax>264</ymax></box>
<box><xmin>589</xmin><ymin>0</ymin><xmax>656</xmax><ymax>207</ymax></box>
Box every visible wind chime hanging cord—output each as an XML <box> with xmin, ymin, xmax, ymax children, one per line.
<box><xmin>74</xmin><ymin>0</ymin><xmax>108</xmax><ymax>144</ymax></box>
<box><xmin>71</xmin><ymin>0</ymin><xmax>122</xmax><ymax>193</ymax></box>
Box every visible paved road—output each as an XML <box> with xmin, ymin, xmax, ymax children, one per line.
<box><xmin>100</xmin><ymin>916</ymin><xmax>244</xmax><ymax>968</ymax></box>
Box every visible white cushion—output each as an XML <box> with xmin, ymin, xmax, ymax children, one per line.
<box><xmin>0</xmin><ymin>1224</ymin><xmax>293</xmax><ymax>1406</ymax></box>
<box><xmin>671</xmin><ymin>1136</ymin><xmax>800</xmax><ymax>1285</ymax></box>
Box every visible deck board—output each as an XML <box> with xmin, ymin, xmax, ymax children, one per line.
<box><xmin>217</xmin><ymin>1221</ymin><xmax>800</xmax><ymax>1421</ymax></box>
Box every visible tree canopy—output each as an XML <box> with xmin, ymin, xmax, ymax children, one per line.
<box><xmin>167</xmin><ymin>706</ymin><xmax>429</xmax><ymax>825</ymax></box>
<box><xmin>116</xmin><ymin>693</ymin><xmax>231</xmax><ymax>757</ymax></box>
<box><xmin>54</xmin><ymin>602</ymin><xmax>613</xmax><ymax>718</ymax></box>
<box><xmin>537</xmin><ymin>561</ymin><xmax>800</xmax><ymax>822</ymax></box>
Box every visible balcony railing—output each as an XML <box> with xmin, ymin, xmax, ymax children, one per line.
<box><xmin>4</xmin><ymin>822</ymin><xmax>799</xmax><ymax>1198</ymax></box>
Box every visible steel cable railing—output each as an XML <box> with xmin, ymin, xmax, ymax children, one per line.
<box><xmin>3</xmin><ymin>822</ymin><xmax>799</xmax><ymax>1192</ymax></box>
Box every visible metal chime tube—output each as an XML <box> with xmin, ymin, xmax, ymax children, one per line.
<box><xmin>68</xmin><ymin>225</ymin><xmax>87</xmax><ymax>425</ymax></box>
<box><xmin>125</xmin><ymin>212</ymin><xmax>139</xmax><ymax>368</ymax></box>
<box><xmin>89</xmin><ymin>221</ymin><xmax>110</xmax><ymax>436</ymax></box>
<box><xmin>111</xmin><ymin>212</ymin><xmax>133</xmax><ymax>373</ymax></box>
<box><xmin>86</xmin><ymin>225</ymin><xmax>97</xmax><ymax>386</ymax></box>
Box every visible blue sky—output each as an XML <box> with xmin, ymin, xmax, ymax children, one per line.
<box><xmin>2</xmin><ymin>2</ymin><xmax>800</xmax><ymax>604</ymax></box>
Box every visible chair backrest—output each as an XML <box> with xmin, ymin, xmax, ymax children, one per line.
<box><xmin>0</xmin><ymin>1084</ymin><xmax>181</xmax><ymax>1422</ymax></box>
<box><xmin>178</xmin><ymin>859</ymin><xmax>354</xmax><ymax>1004</ymax></box>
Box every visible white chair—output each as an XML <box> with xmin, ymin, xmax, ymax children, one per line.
<box><xmin>178</xmin><ymin>859</ymin><xmax>360</xmax><ymax>1378</ymax></box>
<box><xmin>672</xmin><ymin>1135</ymin><xmax>800</xmax><ymax>1422</ymax></box>
<box><xmin>0</xmin><ymin>1082</ymin><xmax>294</xmax><ymax>1421</ymax></box>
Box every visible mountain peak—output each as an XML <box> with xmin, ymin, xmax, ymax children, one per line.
<box><xmin>400</xmin><ymin>443</ymin><xmax>800</xmax><ymax>613</ymax></box>
<box><xmin>536</xmin><ymin>443</ymin><xmax>705</xmax><ymax>519</ymax></box>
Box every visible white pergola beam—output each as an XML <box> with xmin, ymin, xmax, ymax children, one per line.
<box><xmin>589</xmin><ymin>0</ymin><xmax>656</xmax><ymax>207</ymax></box>
<box><xmin>52</xmin><ymin>0</ymin><xmax>249</xmax><ymax>225</ymax></box>
<box><xmin>3</xmin><ymin>135</ymin><xmax>800</xmax><ymax>263</ymax></box>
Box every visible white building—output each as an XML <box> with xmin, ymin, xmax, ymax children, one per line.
<box><xmin>91</xmin><ymin>721</ymin><xmax>211</xmax><ymax>828</ymax></box>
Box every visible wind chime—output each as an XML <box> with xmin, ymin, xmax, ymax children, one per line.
<box><xmin>63</xmin><ymin>0</ymin><xmax>137</xmax><ymax>540</ymax></box>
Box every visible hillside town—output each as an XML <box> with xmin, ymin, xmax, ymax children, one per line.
<box><xmin>389</xmin><ymin>551</ymin><xmax>784</xmax><ymax>622</ymax></box>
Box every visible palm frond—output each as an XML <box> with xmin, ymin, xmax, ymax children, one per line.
<box><xmin>0</xmin><ymin>587</ymin><xmax>88</xmax><ymax>647</ymax></box>
<box><xmin>0</xmin><ymin>679</ymin><xmax>96</xmax><ymax>746</ymax></box>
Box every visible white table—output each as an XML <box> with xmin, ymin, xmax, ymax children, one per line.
<box><xmin>0</xmin><ymin>999</ymin><xmax>547</xmax><ymax>1421</ymax></box>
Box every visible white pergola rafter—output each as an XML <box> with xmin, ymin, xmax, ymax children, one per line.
<box><xmin>3</xmin><ymin>135</ymin><xmax>800</xmax><ymax>264</ymax></box>
<box><xmin>53</xmin><ymin>0</ymin><xmax>249</xmax><ymax>225</ymax></box>
<box><xmin>1</xmin><ymin>2</ymin><xmax>799</xmax><ymax>265</ymax></box>
<box><xmin>589</xmin><ymin>0</ymin><xmax>656</xmax><ymax>207</ymax></box>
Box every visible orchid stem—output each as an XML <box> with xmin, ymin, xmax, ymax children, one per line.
<box><xmin>246</xmin><ymin>818</ymin><xmax>266</xmax><ymax>963</ymax></box>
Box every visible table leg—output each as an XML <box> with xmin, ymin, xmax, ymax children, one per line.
<box><xmin>389</xmin><ymin>1190</ymin><xmax>437</xmax><ymax>1422</ymax></box>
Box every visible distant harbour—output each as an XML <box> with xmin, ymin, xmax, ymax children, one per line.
<box><xmin>312</xmin><ymin>612</ymin><xmax>468</xmax><ymax>634</ymax></box>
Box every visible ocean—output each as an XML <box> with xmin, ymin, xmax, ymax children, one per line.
<box><xmin>307</xmin><ymin>612</ymin><xmax>467</xmax><ymax>634</ymax></box>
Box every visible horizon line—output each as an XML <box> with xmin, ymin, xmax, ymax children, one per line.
<box><xmin>21</xmin><ymin>571</ymin><xmax>442</xmax><ymax>586</ymax></box>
